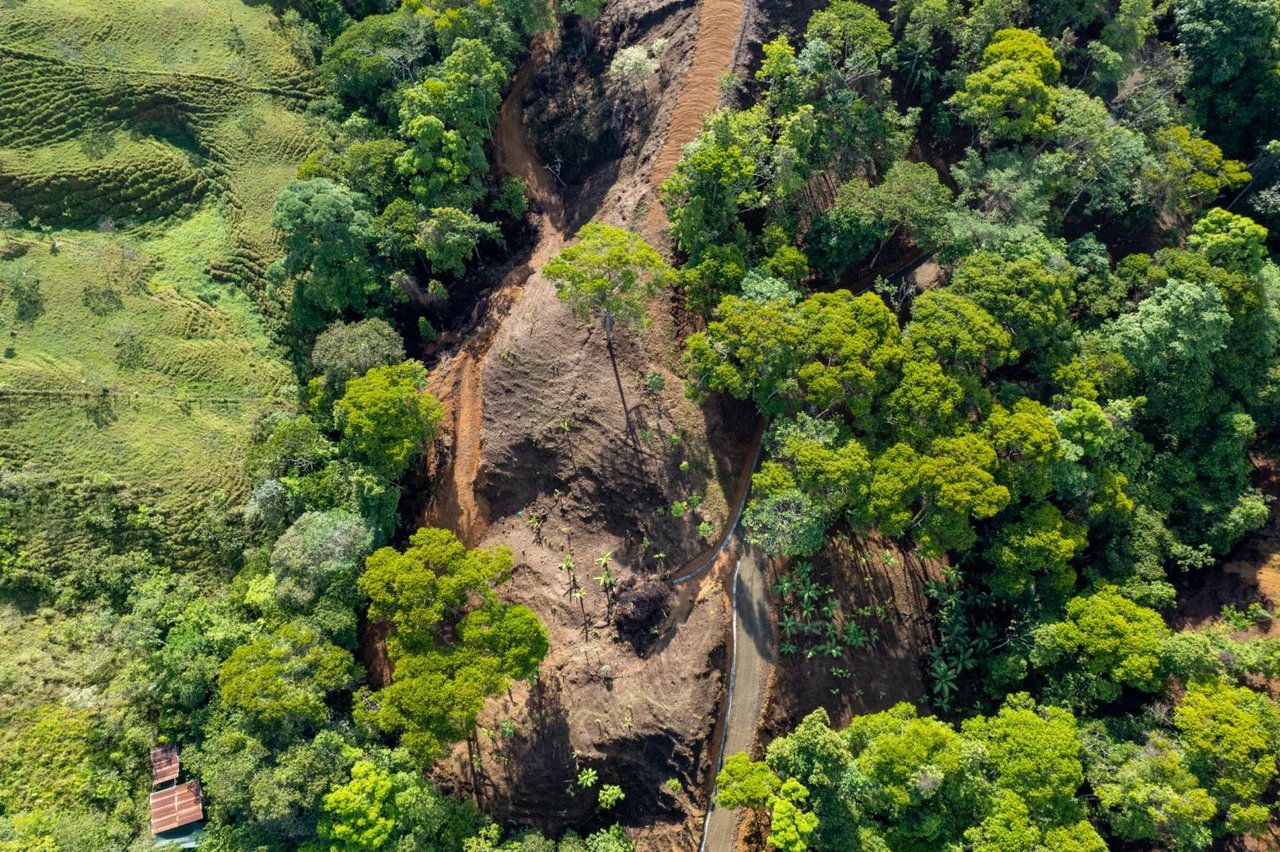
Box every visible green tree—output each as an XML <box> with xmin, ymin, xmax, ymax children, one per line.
<box><xmin>1188</xmin><ymin>208</ymin><xmax>1270</xmax><ymax>275</ymax></box>
<box><xmin>270</xmin><ymin>179</ymin><xmax>382</xmax><ymax>329</ymax></box>
<box><xmin>1174</xmin><ymin>0</ymin><xmax>1280</xmax><ymax>154</ymax></box>
<box><xmin>949</xmin><ymin>29</ymin><xmax>1061</xmax><ymax>142</ymax></box>
<box><xmin>270</xmin><ymin>510</ymin><xmax>372</xmax><ymax>613</ymax></box>
<box><xmin>717</xmin><ymin>753</ymin><xmax>781</xmax><ymax>809</ymax></box>
<box><xmin>808</xmin><ymin>161</ymin><xmax>953</xmax><ymax>276</ymax></box>
<box><xmin>806</xmin><ymin>0</ymin><xmax>893</xmax><ymax>70</ymax></box>
<box><xmin>950</xmin><ymin>250</ymin><xmax>1074</xmax><ymax>357</ymax></box>
<box><xmin>333</xmin><ymin>361</ymin><xmax>444</xmax><ymax>480</ymax></box>
<box><xmin>310</xmin><ymin>319</ymin><xmax>406</xmax><ymax>405</ymax></box>
<box><xmin>544</xmin><ymin>223</ymin><xmax>671</xmax><ymax>345</ymax></box>
<box><xmin>1031</xmin><ymin>586</ymin><xmax>1170</xmax><ymax>700</ymax></box>
<box><xmin>418</xmin><ymin>206</ymin><xmax>502</xmax><ymax>278</ymax></box>
<box><xmin>545</xmin><ymin>223</ymin><xmax>671</xmax><ymax>435</ymax></box>
<box><xmin>961</xmin><ymin>696</ymin><xmax>1089</xmax><ymax>827</ymax></box>
<box><xmin>1085</xmin><ymin>731</ymin><xmax>1216</xmax><ymax>851</ymax></box>
<box><xmin>357</xmin><ymin>528</ymin><xmax>548</xmax><ymax>763</ymax></box>
<box><xmin>317</xmin><ymin>760</ymin><xmax>397</xmax><ymax>851</ymax></box>
<box><xmin>1174</xmin><ymin>680</ymin><xmax>1280</xmax><ymax>833</ymax></box>
<box><xmin>219</xmin><ymin>622</ymin><xmax>357</xmax><ymax>739</ymax></box>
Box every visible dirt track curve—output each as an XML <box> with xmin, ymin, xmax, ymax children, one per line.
<box><xmin>422</xmin><ymin>38</ymin><xmax>566</xmax><ymax>547</ymax></box>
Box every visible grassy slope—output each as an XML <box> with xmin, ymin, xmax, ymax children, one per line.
<box><xmin>0</xmin><ymin>0</ymin><xmax>312</xmax><ymax>843</ymax></box>
<box><xmin>0</xmin><ymin>0</ymin><xmax>313</xmax><ymax>572</ymax></box>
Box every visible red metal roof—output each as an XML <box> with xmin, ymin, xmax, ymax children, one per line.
<box><xmin>150</xmin><ymin>781</ymin><xmax>203</xmax><ymax>835</ymax></box>
<box><xmin>150</xmin><ymin>745</ymin><xmax>179</xmax><ymax>785</ymax></box>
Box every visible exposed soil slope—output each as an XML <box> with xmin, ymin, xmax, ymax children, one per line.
<box><xmin>421</xmin><ymin>37</ymin><xmax>566</xmax><ymax>547</ymax></box>
<box><xmin>644</xmin><ymin>0</ymin><xmax>746</xmax><ymax>235</ymax></box>
<box><xmin>419</xmin><ymin>2</ymin><xmax>761</xmax><ymax>845</ymax></box>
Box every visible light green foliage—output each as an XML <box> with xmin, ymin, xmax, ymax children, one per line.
<box><xmin>397</xmin><ymin>38</ymin><xmax>508</xmax><ymax>209</ymax></box>
<box><xmin>746</xmin><ymin>699</ymin><xmax>1101</xmax><ymax>850</ymax></box>
<box><xmin>806</xmin><ymin>1</ymin><xmax>893</xmax><ymax>69</ymax></box>
<box><xmin>884</xmin><ymin>359</ymin><xmax>964</xmax><ymax>443</ymax></box>
<box><xmin>683</xmin><ymin>290</ymin><xmax>902</xmax><ymax>420</ymax></box>
<box><xmin>911</xmin><ymin>433</ymin><xmax>1011</xmax><ymax>555</ymax></box>
<box><xmin>219</xmin><ymin>621</ymin><xmax>356</xmax><ymax>737</ymax></box>
<box><xmin>1144</xmin><ymin>127</ymin><xmax>1251</xmax><ymax>217</ymax></box>
<box><xmin>902</xmin><ymin>290</ymin><xmax>1014</xmax><ymax>407</ymax></box>
<box><xmin>357</xmin><ymin>528</ymin><xmax>548</xmax><ymax>764</ymax></box>
<box><xmin>598</xmin><ymin>784</ymin><xmax>625</xmax><ymax>810</ymax></box>
<box><xmin>841</xmin><ymin>703</ymin><xmax>985</xmax><ymax>847</ymax></box>
<box><xmin>717</xmin><ymin>753</ymin><xmax>781</xmax><ymax>809</ymax></box>
<box><xmin>1031</xmin><ymin>585</ymin><xmax>1170</xmax><ymax>697</ymax></box>
<box><xmin>1174</xmin><ymin>680</ymin><xmax>1280</xmax><ymax>833</ymax></box>
<box><xmin>544</xmin><ymin>223</ymin><xmax>671</xmax><ymax>340</ymax></box>
<box><xmin>660</xmin><ymin>107</ymin><xmax>768</xmax><ymax>264</ymax></box>
<box><xmin>950</xmin><ymin>29</ymin><xmax>1061</xmax><ymax>141</ymax></box>
<box><xmin>334</xmin><ymin>361</ymin><xmax>444</xmax><ymax>480</ymax></box>
<box><xmin>985</xmin><ymin>502</ymin><xmax>1084</xmax><ymax>601</ymax></box>
<box><xmin>961</xmin><ymin>697</ymin><xmax>1089</xmax><ymax>826</ymax></box>
<box><xmin>271</xmin><ymin>179</ymin><xmax>381</xmax><ymax>329</ymax></box>
<box><xmin>1189</xmin><ymin>208</ymin><xmax>1270</xmax><ymax>275</ymax></box>
<box><xmin>317</xmin><ymin>760</ymin><xmax>397</xmax><ymax>850</ymax></box>
<box><xmin>768</xmin><ymin>781</ymin><xmax>820</xmax><ymax>852</ymax></box>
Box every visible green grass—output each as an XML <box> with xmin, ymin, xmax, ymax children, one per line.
<box><xmin>0</xmin><ymin>1</ymin><xmax>317</xmax><ymax>843</ymax></box>
<box><xmin>0</xmin><ymin>0</ymin><xmax>317</xmax><ymax>571</ymax></box>
<box><xmin>0</xmin><ymin>221</ymin><xmax>292</xmax><ymax>570</ymax></box>
<box><xmin>0</xmin><ymin>0</ymin><xmax>312</xmax><ymax>87</ymax></box>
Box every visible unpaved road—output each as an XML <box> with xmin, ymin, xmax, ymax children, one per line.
<box><xmin>645</xmin><ymin>0</ymin><xmax>746</xmax><ymax>235</ymax></box>
<box><xmin>422</xmin><ymin>37</ymin><xmax>565</xmax><ymax>546</ymax></box>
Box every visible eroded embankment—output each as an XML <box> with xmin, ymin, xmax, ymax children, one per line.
<box><xmin>644</xmin><ymin>0</ymin><xmax>745</xmax><ymax>235</ymax></box>
<box><xmin>421</xmin><ymin>37</ymin><xmax>566</xmax><ymax>547</ymax></box>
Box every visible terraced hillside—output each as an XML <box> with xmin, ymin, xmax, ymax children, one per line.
<box><xmin>0</xmin><ymin>0</ymin><xmax>314</xmax><ymax>574</ymax></box>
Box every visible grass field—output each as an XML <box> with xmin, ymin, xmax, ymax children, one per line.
<box><xmin>0</xmin><ymin>0</ymin><xmax>317</xmax><ymax>575</ymax></box>
<box><xmin>0</xmin><ymin>0</ymin><xmax>315</xmax><ymax>843</ymax></box>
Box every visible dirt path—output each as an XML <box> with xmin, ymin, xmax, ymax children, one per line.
<box><xmin>644</xmin><ymin>0</ymin><xmax>746</xmax><ymax>236</ymax></box>
<box><xmin>422</xmin><ymin>39</ymin><xmax>565</xmax><ymax>546</ymax></box>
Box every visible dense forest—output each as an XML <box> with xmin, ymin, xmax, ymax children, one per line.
<box><xmin>2</xmin><ymin>0</ymin><xmax>1280</xmax><ymax>848</ymax></box>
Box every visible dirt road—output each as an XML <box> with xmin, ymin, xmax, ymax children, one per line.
<box><xmin>422</xmin><ymin>37</ymin><xmax>565</xmax><ymax>546</ymax></box>
<box><xmin>645</xmin><ymin>0</ymin><xmax>746</xmax><ymax>235</ymax></box>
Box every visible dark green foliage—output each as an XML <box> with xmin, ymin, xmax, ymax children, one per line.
<box><xmin>269</xmin><ymin>178</ymin><xmax>384</xmax><ymax>330</ymax></box>
<box><xmin>310</xmin><ymin>318</ymin><xmax>406</xmax><ymax>402</ymax></box>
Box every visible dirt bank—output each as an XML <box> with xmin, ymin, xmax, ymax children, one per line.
<box><xmin>760</xmin><ymin>533</ymin><xmax>942</xmax><ymax>738</ymax></box>
<box><xmin>417</xmin><ymin>0</ymin><xmax>761</xmax><ymax>844</ymax></box>
<box><xmin>643</xmin><ymin>0</ymin><xmax>746</xmax><ymax>236</ymax></box>
<box><xmin>420</xmin><ymin>35</ymin><xmax>566</xmax><ymax>548</ymax></box>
